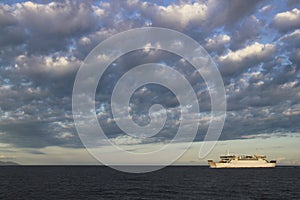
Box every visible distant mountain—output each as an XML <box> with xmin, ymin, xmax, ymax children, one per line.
<box><xmin>0</xmin><ymin>161</ymin><xmax>19</xmax><ymax>165</ymax></box>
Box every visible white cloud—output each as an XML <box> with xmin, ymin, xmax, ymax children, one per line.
<box><xmin>92</xmin><ymin>5</ymin><xmax>105</xmax><ymax>17</ymax></box>
<box><xmin>139</xmin><ymin>2</ymin><xmax>208</xmax><ymax>29</ymax></box>
<box><xmin>283</xmin><ymin>104</ymin><xmax>300</xmax><ymax>116</ymax></box>
<box><xmin>110</xmin><ymin>135</ymin><xmax>155</xmax><ymax>145</ymax></box>
<box><xmin>78</xmin><ymin>36</ymin><xmax>91</xmax><ymax>45</ymax></box>
<box><xmin>218</xmin><ymin>42</ymin><xmax>275</xmax><ymax>75</ymax></box>
<box><xmin>14</xmin><ymin>1</ymin><xmax>98</xmax><ymax>35</ymax></box>
<box><xmin>55</xmin><ymin>132</ymin><xmax>74</xmax><ymax>139</ymax></box>
<box><xmin>259</xmin><ymin>5</ymin><xmax>271</xmax><ymax>13</ymax></box>
<box><xmin>273</xmin><ymin>8</ymin><xmax>300</xmax><ymax>32</ymax></box>
<box><xmin>205</xmin><ymin>34</ymin><xmax>230</xmax><ymax>50</ymax></box>
<box><xmin>156</xmin><ymin>3</ymin><xmax>207</xmax><ymax>27</ymax></box>
<box><xmin>280</xmin><ymin>81</ymin><xmax>298</xmax><ymax>89</ymax></box>
<box><xmin>219</xmin><ymin>42</ymin><xmax>274</xmax><ymax>62</ymax></box>
<box><xmin>136</xmin><ymin>1</ymin><xmax>259</xmax><ymax>30</ymax></box>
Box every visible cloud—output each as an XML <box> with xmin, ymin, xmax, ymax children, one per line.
<box><xmin>205</xmin><ymin>34</ymin><xmax>230</xmax><ymax>52</ymax></box>
<box><xmin>286</xmin><ymin>0</ymin><xmax>300</xmax><ymax>7</ymax></box>
<box><xmin>280</xmin><ymin>29</ymin><xmax>300</xmax><ymax>47</ymax></box>
<box><xmin>0</xmin><ymin>4</ymin><xmax>25</xmax><ymax>48</ymax></box>
<box><xmin>135</xmin><ymin>1</ymin><xmax>207</xmax><ymax>29</ymax></box>
<box><xmin>0</xmin><ymin>155</ymin><xmax>16</xmax><ymax>159</ymax></box>
<box><xmin>131</xmin><ymin>0</ymin><xmax>260</xmax><ymax>31</ymax></box>
<box><xmin>0</xmin><ymin>0</ymin><xmax>299</xmax><ymax>151</ymax></box>
<box><xmin>272</xmin><ymin>8</ymin><xmax>300</xmax><ymax>32</ymax></box>
<box><xmin>110</xmin><ymin>135</ymin><xmax>157</xmax><ymax>145</ymax></box>
<box><xmin>204</xmin><ymin>0</ymin><xmax>260</xmax><ymax>29</ymax></box>
<box><xmin>240</xmin><ymin>133</ymin><xmax>289</xmax><ymax>139</ymax></box>
<box><xmin>0</xmin><ymin>1</ymin><xmax>103</xmax><ymax>54</ymax></box>
<box><xmin>229</xmin><ymin>15</ymin><xmax>262</xmax><ymax>50</ymax></box>
<box><xmin>15</xmin><ymin>54</ymin><xmax>81</xmax><ymax>77</ymax></box>
<box><xmin>290</xmin><ymin>48</ymin><xmax>300</xmax><ymax>65</ymax></box>
<box><xmin>0</xmin><ymin>118</ymin><xmax>81</xmax><ymax>148</ymax></box>
<box><xmin>218</xmin><ymin>42</ymin><xmax>275</xmax><ymax>76</ymax></box>
<box><xmin>283</xmin><ymin>104</ymin><xmax>300</xmax><ymax>116</ymax></box>
<box><xmin>15</xmin><ymin>1</ymin><xmax>98</xmax><ymax>36</ymax></box>
<box><xmin>259</xmin><ymin>5</ymin><xmax>272</xmax><ymax>13</ymax></box>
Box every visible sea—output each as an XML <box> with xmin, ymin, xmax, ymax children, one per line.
<box><xmin>0</xmin><ymin>166</ymin><xmax>299</xmax><ymax>199</ymax></box>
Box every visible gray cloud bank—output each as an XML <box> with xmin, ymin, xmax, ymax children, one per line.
<box><xmin>0</xmin><ymin>0</ymin><xmax>299</xmax><ymax>148</ymax></box>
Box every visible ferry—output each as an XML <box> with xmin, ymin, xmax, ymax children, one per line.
<box><xmin>208</xmin><ymin>152</ymin><xmax>276</xmax><ymax>168</ymax></box>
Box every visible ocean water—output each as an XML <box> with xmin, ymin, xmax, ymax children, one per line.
<box><xmin>0</xmin><ymin>166</ymin><xmax>299</xmax><ymax>199</ymax></box>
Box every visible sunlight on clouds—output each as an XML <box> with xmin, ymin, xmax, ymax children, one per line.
<box><xmin>110</xmin><ymin>135</ymin><xmax>156</xmax><ymax>145</ymax></box>
<box><xmin>140</xmin><ymin>2</ymin><xmax>207</xmax><ymax>28</ymax></box>
<box><xmin>218</xmin><ymin>42</ymin><xmax>275</xmax><ymax>75</ymax></box>
<box><xmin>205</xmin><ymin>34</ymin><xmax>230</xmax><ymax>50</ymax></box>
<box><xmin>219</xmin><ymin>42</ymin><xmax>275</xmax><ymax>63</ymax></box>
<box><xmin>273</xmin><ymin>8</ymin><xmax>300</xmax><ymax>31</ymax></box>
<box><xmin>259</xmin><ymin>5</ymin><xmax>271</xmax><ymax>13</ymax></box>
<box><xmin>283</xmin><ymin>104</ymin><xmax>300</xmax><ymax>116</ymax></box>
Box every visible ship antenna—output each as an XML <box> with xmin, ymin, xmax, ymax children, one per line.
<box><xmin>227</xmin><ymin>149</ymin><xmax>229</xmax><ymax>155</ymax></box>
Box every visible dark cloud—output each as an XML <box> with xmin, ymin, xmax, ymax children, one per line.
<box><xmin>290</xmin><ymin>48</ymin><xmax>300</xmax><ymax>66</ymax></box>
<box><xmin>0</xmin><ymin>119</ymin><xmax>81</xmax><ymax>148</ymax></box>
<box><xmin>205</xmin><ymin>0</ymin><xmax>261</xmax><ymax>29</ymax></box>
<box><xmin>280</xmin><ymin>29</ymin><xmax>300</xmax><ymax>48</ymax></box>
<box><xmin>286</xmin><ymin>0</ymin><xmax>300</xmax><ymax>7</ymax></box>
<box><xmin>0</xmin><ymin>1</ymin><xmax>103</xmax><ymax>55</ymax></box>
<box><xmin>229</xmin><ymin>15</ymin><xmax>262</xmax><ymax>50</ymax></box>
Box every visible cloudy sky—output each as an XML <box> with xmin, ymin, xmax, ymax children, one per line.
<box><xmin>0</xmin><ymin>0</ymin><xmax>300</xmax><ymax>165</ymax></box>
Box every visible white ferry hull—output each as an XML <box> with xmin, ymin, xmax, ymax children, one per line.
<box><xmin>209</xmin><ymin>160</ymin><xmax>276</xmax><ymax>168</ymax></box>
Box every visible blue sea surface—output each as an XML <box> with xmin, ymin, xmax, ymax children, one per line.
<box><xmin>0</xmin><ymin>166</ymin><xmax>299</xmax><ymax>199</ymax></box>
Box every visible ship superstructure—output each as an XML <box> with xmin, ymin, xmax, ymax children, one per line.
<box><xmin>208</xmin><ymin>153</ymin><xmax>276</xmax><ymax>168</ymax></box>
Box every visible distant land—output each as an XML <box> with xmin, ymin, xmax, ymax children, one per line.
<box><xmin>0</xmin><ymin>161</ymin><xmax>19</xmax><ymax>165</ymax></box>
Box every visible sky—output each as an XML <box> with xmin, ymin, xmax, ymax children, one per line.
<box><xmin>0</xmin><ymin>0</ymin><xmax>299</xmax><ymax>165</ymax></box>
